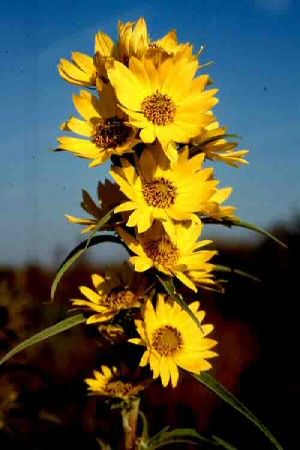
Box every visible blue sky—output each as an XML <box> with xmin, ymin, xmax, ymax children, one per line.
<box><xmin>1</xmin><ymin>0</ymin><xmax>299</xmax><ymax>265</ymax></box>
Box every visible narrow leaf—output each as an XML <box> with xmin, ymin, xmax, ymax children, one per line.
<box><xmin>149</xmin><ymin>427</ymin><xmax>211</xmax><ymax>448</ymax></box>
<box><xmin>0</xmin><ymin>314</ymin><xmax>86</xmax><ymax>365</ymax></box>
<box><xmin>212</xmin><ymin>436</ymin><xmax>238</xmax><ymax>450</ymax></box>
<box><xmin>157</xmin><ymin>276</ymin><xmax>204</xmax><ymax>331</ymax></box>
<box><xmin>194</xmin><ymin>373</ymin><xmax>283</xmax><ymax>450</ymax></box>
<box><xmin>214</xmin><ymin>264</ymin><xmax>260</xmax><ymax>283</ymax></box>
<box><xmin>51</xmin><ymin>234</ymin><xmax>124</xmax><ymax>300</ymax></box>
<box><xmin>151</xmin><ymin>438</ymin><xmax>201</xmax><ymax>449</ymax></box>
<box><xmin>51</xmin><ymin>208</ymin><xmax>114</xmax><ymax>301</ymax></box>
<box><xmin>202</xmin><ymin>217</ymin><xmax>287</xmax><ymax>249</ymax></box>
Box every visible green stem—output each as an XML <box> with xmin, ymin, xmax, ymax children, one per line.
<box><xmin>122</xmin><ymin>398</ymin><xmax>140</xmax><ymax>450</ymax></box>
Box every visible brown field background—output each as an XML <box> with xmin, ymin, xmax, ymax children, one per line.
<box><xmin>0</xmin><ymin>219</ymin><xmax>294</xmax><ymax>449</ymax></box>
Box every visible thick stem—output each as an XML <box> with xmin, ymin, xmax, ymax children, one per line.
<box><xmin>122</xmin><ymin>397</ymin><xmax>140</xmax><ymax>450</ymax></box>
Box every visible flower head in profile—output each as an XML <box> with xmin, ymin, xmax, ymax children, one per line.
<box><xmin>58</xmin><ymin>51</ymin><xmax>98</xmax><ymax>88</ymax></box>
<box><xmin>65</xmin><ymin>180</ymin><xmax>125</xmax><ymax>234</ymax></box>
<box><xmin>85</xmin><ymin>365</ymin><xmax>145</xmax><ymax>399</ymax></box>
<box><xmin>129</xmin><ymin>295</ymin><xmax>217</xmax><ymax>387</ymax></box>
<box><xmin>192</xmin><ymin>119</ymin><xmax>249</xmax><ymax>167</ymax></box>
<box><xmin>57</xmin><ymin>86</ymin><xmax>139</xmax><ymax>167</ymax></box>
<box><xmin>118</xmin><ymin>221</ymin><xmax>217</xmax><ymax>292</ymax></box>
<box><xmin>108</xmin><ymin>56</ymin><xmax>217</xmax><ymax>161</ymax></box>
<box><xmin>70</xmin><ymin>264</ymin><xmax>145</xmax><ymax>324</ymax></box>
<box><xmin>111</xmin><ymin>144</ymin><xmax>235</xmax><ymax>232</ymax></box>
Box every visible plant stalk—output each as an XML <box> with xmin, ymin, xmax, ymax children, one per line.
<box><xmin>122</xmin><ymin>397</ymin><xmax>140</xmax><ymax>450</ymax></box>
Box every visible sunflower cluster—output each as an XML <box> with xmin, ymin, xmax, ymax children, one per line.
<box><xmin>57</xmin><ymin>18</ymin><xmax>249</xmax><ymax>394</ymax></box>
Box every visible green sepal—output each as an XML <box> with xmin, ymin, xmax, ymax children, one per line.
<box><xmin>0</xmin><ymin>314</ymin><xmax>86</xmax><ymax>365</ymax></box>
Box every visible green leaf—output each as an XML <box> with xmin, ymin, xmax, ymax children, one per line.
<box><xmin>148</xmin><ymin>428</ymin><xmax>211</xmax><ymax>449</ymax></box>
<box><xmin>0</xmin><ymin>314</ymin><xmax>86</xmax><ymax>365</ymax></box>
<box><xmin>202</xmin><ymin>217</ymin><xmax>287</xmax><ymax>249</ymax></box>
<box><xmin>51</xmin><ymin>208</ymin><xmax>114</xmax><ymax>301</ymax></box>
<box><xmin>214</xmin><ymin>264</ymin><xmax>260</xmax><ymax>283</ymax></box>
<box><xmin>157</xmin><ymin>276</ymin><xmax>204</xmax><ymax>332</ymax></box>
<box><xmin>212</xmin><ymin>436</ymin><xmax>238</xmax><ymax>450</ymax></box>
<box><xmin>194</xmin><ymin>373</ymin><xmax>283</xmax><ymax>450</ymax></box>
<box><xmin>51</xmin><ymin>234</ymin><xmax>124</xmax><ymax>300</ymax></box>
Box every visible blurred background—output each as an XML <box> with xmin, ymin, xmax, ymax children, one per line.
<box><xmin>0</xmin><ymin>0</ymin><xmax>298</xmax><ymax>448</ymax></box>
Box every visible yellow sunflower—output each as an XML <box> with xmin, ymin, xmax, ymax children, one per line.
<box><xmin>70</xmin><ymin>264</ymin><xmax>145</xmax><ymax>324</ymax></box>
<box><xmin>85</xmin><ymin>365</ymin><xmax>144</xmax><ymax>399</ymax></box>
<box><xmin>58</xmin><ymin>18</ymin><xmax>198</xmax><ymax>90</ymax></box>
<box><xmin>118</xmin><ymin>17</ymin><xmax>149</xmax><ymax>63</ymax></box>
<box><xmin>118</xmin><ymin>221</ymin><xmax>217</xmax><ymax>292</ymax></box>
<box><xmin>58</xmin><ymin>29</ymin><xmax>117</xmax><ymax>90</ymax></box>
<box><xmin>65</xmin><ymin>180</ymin><xmax>125</xmax><ymax>233</ymax></box>
<box><xmin>58</xmin><ymin>51</ymin><xmax>97</xmax><ymax>88</ymax></box>
<box><xmin>111</xmin><ymin>144</ymin><xmax>235</xmax><ymax>232</ymax></box>
<box><xmin>192</xmin><ymin>119</ymin><xmax>249</xmax><ymax>167</ymax></box>
<box><xmin>129</xmin><ymin>295</ymin><xmax>217</xmax><ymax>387</ymax></box>
<box><xmin>57</xmin><ymin>85</ymin><xmax>139</xmax><ymax>167</ymax></box>
<box><xmin>107</xmin><ymin>55</ymin><xmax>218</xmax><ymax>161</ymax></box>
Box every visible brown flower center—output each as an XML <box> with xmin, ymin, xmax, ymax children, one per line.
<box><xmin>152</xmin><ymin>325</ymin><xmax>183</xmax><ymax>357</ymax></box>
<box><xmin>143</xmin><ymin>177</ymin><xmax>177</xmax><ymax>208</ymax></box>
<box><xmin>93</xmin><ymin>116</ymin><xmax>131</xmax><ymax>148</ymax></box>
<box><xmin>105</xmin><ymin>380</ymin><xmax>134</xmax><ymax>398</ymax></box>
<box><xmin>141</xmin><ymin>93</ymin><xmax>176</xmax><ymax>125</ymax></box>
<box><xmin>102</xmin><ymin>289</ymin><xmax>136</xmax><ymax>311</ymax></box>
<box><xmin>145</xmin><ymin>236</ymin><xmax>178</xmax><ymax>268</ymax></box>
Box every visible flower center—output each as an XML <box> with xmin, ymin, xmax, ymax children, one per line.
<box><xmin>145</xmin><ymin>236</ymin><xmax>178</xmax><ymax>268</ymax></box>
<box><xmin>141</xmin><ymin>93</ymin><xmax>176</xmax><ymax>125</ymax></box>
<box><xmin>103</xmin><ymin>289</ymin><xmax>136</xmax><ymax>310</ymax></box>
<box><xmin>105</xmin><ymin>380</ymin><xmax>133</xmax><ymax>397</ymax></box>
<box><xmin>93</xmin><ymin>116</ymin><xmax>131</xmax><ymax>148</ymax></box>
<box><xmin>152</xmin><ymin>325</ymin><xmax>183</xmax><ymax>357</ymax></box>
<box><xmin>143</xmin><ymin>177</ymin><xmax>177</xmax><ymax>208</ymax></box>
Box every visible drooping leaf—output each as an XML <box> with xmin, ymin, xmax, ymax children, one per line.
<box><xmin>214</xmin><ymin>264</ymin><xmax>260</xmax><ymax>283</ymax></box>
<box><xmin>157</xmin><ymin>275</ymin><xmax>204</xmax><ymax>331</ymax></box>
<box><xmin>148</xmin><ymin>428</ymin><xmax>211</xmax><ymax>449</ymax></box>
<box><xmin>194</xmin><ymin>373</ymin><xmax>283</xmax><ymax>450</ymax></box>
<box><xmin>212</xmin><ymin>436</ymin><xmax>239</xmax><ymax>450</ymax></box>
<box><xmin>0</xmin><ymin>314</ymin><xmax>86</xmax><ymax>365</ymax></box>
<box><xmin>51</xmin><ymin>208</ymin><xmax>115</xmax><ymax>301</ymax></box>
<box><xmin>51</xmin><ymin>234</ymin><xmax>125</xmax><ymax>300</ymax></box>
<box><xmin>202</xmin><ymin>217</ymin><xmax>287</xmax><ymax>249</ymax></box>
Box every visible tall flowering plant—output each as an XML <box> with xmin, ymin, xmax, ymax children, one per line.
<box><xmin>1</xmin><ymin>18</ymin><xmax>286</xmax><ymax>450</ymax></box>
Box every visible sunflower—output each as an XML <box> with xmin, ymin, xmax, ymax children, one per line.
<box><xmin>118</xmin><ymin>17</ymin><xmax>149</xmax><ymax>63</ymax></box>
<box><xmin>192</xmin><ymin>119</ymin><xmax>249</xmax><ymax>167</ymax></box>
<box><xmin>111</xmin><ymin>144</ymin><xmax>235</xmax><ymax>232</ymax></box>
<box><xmin>107</xmin><ymin>56</ymin><xmax>218</xmax><ymax>161</ymax></box>
<box><xmin>58</xmin><ymin>51</ymin><xmax>97</xmax><ymax>88</ymax></box>
<box><xmin>65</xmin><ymin>180</ymin><xmax>125</xmax><ymax>233</ymax></box>
<box><xmin>118</xmin><ymin>221</ymin><xmax>217</xmax><ymax>292</ymax></box>
<box><xmin>57</xmin><ymin>86</ymin><xmax>139</xmax><ymax>167</ymax></box>
<box><xmin>119</xmin><ymin>19</ymin><xmax>196</xmax><ymax>67</ymax></box>
<box><xmin>129</xmin><ymin>295</ymin><xmax>217</xmax><ymax>387</ymax></box>
<box><xmin>58</xmin><ymin>18</ymin><xmax>198</xmax><ymax>90</ymax></box>
<box><xmin>58</xmin><ymin>29</ymin><xmax>117</xmax><ymax>90</ymax></box>
<box><xmin>85</xmin><ymin>365</ymin><xmax>144</xmax><ymax>399</ymax></box>
<box><xmin>70</xmin><ymin>264</ymin><xmax>145</xmax><ymax>324</ymax></box>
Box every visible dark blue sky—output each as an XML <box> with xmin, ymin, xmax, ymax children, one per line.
<box><xmin>1</xmin><ymin>0</ymin><xmax>299</xmax><ymax>265</ymax></box>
